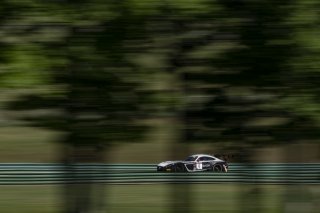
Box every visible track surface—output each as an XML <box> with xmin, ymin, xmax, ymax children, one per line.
<box><xmin>0</xmin><ymin>163</ymin><xmax>319</xmax><ymax>184</ymax></box>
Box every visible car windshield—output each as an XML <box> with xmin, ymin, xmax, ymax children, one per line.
<box><xmin>185</xmin><ymin>156</ymin><xmax>197</xmax><ymax>161</ymax></box>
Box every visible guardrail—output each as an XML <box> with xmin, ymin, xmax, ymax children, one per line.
<box><xmin>0</xmin><ymin>163</ymin><xmax>319</xmax><ymax>184</ymax></box>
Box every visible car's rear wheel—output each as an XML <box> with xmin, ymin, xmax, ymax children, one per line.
<box><xmin>175</xmin><ymin>163</ymin><xmax>186</xmax><ymax>172</ymax></box>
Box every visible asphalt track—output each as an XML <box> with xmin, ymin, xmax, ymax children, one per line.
<box><xmin>0</xmin><ymin>163</ymin><xmax>319</xmax><ymax>185</ymax></box>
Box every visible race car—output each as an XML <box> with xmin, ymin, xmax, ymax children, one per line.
<box><xmin>157</xmin><ymin>154</ymin><xmax>228</xmax><ymax>172</ymax></box>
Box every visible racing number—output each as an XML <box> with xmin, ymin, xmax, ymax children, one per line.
<box><xmin>196</xmin><ymin>162</ymin><xmax>202</xmax><ymax>170</ymax></box>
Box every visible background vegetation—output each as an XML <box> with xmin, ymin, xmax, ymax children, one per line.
<box><xmin>0</xmin><ymin>0</ymin><xmax>319</xmax><ymax>212</ymax></box>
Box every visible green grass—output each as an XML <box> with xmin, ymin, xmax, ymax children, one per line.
<box><xmin>0</xmin><ymin>118</ymin><xmax>222</xmax><ymax>163</ymax></box>
<box><xmin>0</xmin><ymin>126</ymin><xmax>61</xmax><ymax>162</ymax></box>
<box><xmin>0</xmin><ymin>184</ymin><xmax>318</xmax><ymax>213</ymax></box>
<box><xmin>0</xmin><ymin>121</ymin><xmax>319</xmax><ymax>163</ymax></box>
<box><xmin>0</xmin><ymin>185</ymin><xmax>59</xmax><ymax>213</ymax></box>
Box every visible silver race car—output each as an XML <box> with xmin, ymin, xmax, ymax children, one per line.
<box><xmin>157</xmin><ymin>154</ymin><xmax>228</xmax><ymax>172</ymax></box>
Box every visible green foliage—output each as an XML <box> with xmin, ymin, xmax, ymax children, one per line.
<box><xmin>1</xmin><ymin>0</ymin><xmax>320</xmax><ymax>148</ymax></box>
<box><xmin>2</xmin><ymin>0</ymin><xmax>154</xmax><ymax>147</ymax></box>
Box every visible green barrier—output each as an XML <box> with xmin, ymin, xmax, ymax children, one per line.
<box><xmin>0</xmin><ymin>163</ymin><xmax>319</xmax><ymax>184</ymax></box>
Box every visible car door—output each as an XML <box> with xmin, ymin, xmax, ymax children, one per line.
<box><xmin>198</xmin><ymin>157</ymin><xmax>211</xmax><ymax>170</ymax></box>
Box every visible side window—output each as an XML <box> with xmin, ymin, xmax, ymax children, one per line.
<box><xmin>208</xmin><ymin>157</ymin><xmax>216</xmax><ymax>161</ymax></box>
<box><xmin>198</xmin><ymin>157</ymin><xmax>206</xmax><ymax>161</ymax></box>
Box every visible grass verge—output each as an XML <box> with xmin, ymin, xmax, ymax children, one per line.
<box><xmin>0</xmin><ymin>184</ymin><xmax>318</xmax><ymax>213</ymax></box>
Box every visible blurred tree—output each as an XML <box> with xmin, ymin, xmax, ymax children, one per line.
<box><xmin>183</xmin><ymin>0</ymin><xmax>319</xmax><ymax>151</ymax></box>
<box><xmin>149</xmin><ymin>0</ymin><xmax>320</xmax><ymax>212</ymax></box>
<box><xmin>4</xmin><ymin>1</ymin><xmax>153</xmax><ymax>212</ymax></box>
<box><xmin>278</xmin><ymin>0</ymin><xmax>320</xmax><ymax>211</ymax></box>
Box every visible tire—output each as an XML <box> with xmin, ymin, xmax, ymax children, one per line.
<box><xmin>213</xmin><ymin>165</ymin><xmax>222</xmax><ymax>172</ymax></box>
<box><xmin>175</xmin><ymin>163</ymin><xmax>186</xmax><ymax>172</ymax></box>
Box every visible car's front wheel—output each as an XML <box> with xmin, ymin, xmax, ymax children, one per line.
<box><xmin>213</xmin><ymin>164</ymin><xmax>223</xmax><ymax>172</ymax></box>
